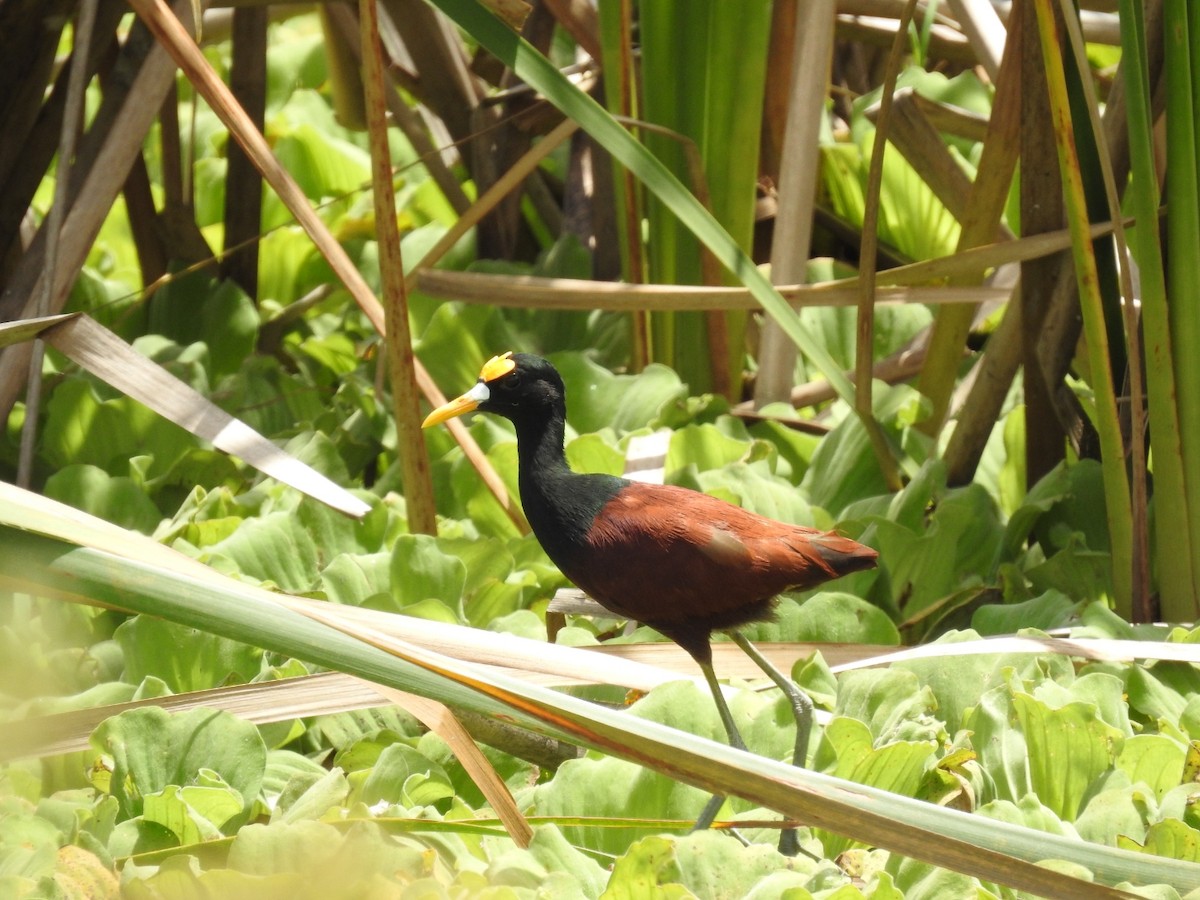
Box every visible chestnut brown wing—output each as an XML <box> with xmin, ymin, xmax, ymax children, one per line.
<box><xmin>565</xmin><ymin>483</ymin><xmax>875</xmax><ymax>635</ymax></box>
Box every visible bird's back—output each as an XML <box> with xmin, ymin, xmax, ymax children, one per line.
<box><xmin>553</xmin><ymin>482</ymin><xmax>877</xmax><ymax>657</ymax></box>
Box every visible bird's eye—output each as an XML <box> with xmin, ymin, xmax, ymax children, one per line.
<box><xmin>506</xmin><ymin>371</ymin><xmax>522</xmax><ymax>388</ymax></box>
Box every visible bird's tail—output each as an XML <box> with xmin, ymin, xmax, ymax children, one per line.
<box><xmin>811</xmin><ymin>532</ymin><xmax>879</xmax><ymax>577</ymax></box>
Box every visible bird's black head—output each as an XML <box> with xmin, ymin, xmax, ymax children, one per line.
<box><xmin>422</xmin><ymin>352</ymin><xmax>566</xmax><ymax>429</ymax></box>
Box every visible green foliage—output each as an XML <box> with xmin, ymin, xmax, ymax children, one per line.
<box><xmin>8</xmin><ymin>8</ymin><xmax>1200</xmax><ymax>898</ymax></box>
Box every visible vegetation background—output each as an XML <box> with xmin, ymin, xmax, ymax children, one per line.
<box><xmin>3</xmin><ymin>0</ymin><xmax>1200</xmax><ymax>897</ymax></box>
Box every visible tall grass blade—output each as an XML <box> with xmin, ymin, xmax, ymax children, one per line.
<box><xmin>1031</xmin><ymin>0</ymin><xmax>1133</xmax><ymax>614</ymax></box>
<box><xmin>1163</xmin><ymin>0</ymin><xmax>1200</xmax><ymax>615</ymax></box>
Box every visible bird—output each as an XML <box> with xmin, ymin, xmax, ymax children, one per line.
<box><xmin>423</xmin><ymin>351</ymin><xmax>878</xmax><ymax>852</ymax></box>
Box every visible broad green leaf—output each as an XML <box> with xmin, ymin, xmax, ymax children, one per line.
<box><xmin>1027</xmin><ymin>460</ymin><xmax>1111</xmax><ymax>555</ymax></box>
<box><xmin>114</xmin><ymin>616</ymin><xmax>262</xmax><ymax>694</ymax></box>
<box><xmin>271</xmin><ymin>122</ymin><xmax>371</xmax><ymax>200</ymax></box>
<box><xmin>470</xmin><ymin>577</ymin><xmax>540</xmax><ymax>630</ymax></box>
<box><xmin>552</xmin><ymin>354</ymin><xmax>687</xmax><ymax>435</ymax></box>
<box><xmin>965</xmin><ymin>686</ymin><xmax>1032</xmax><ymax>805</ymax></box>
<box><xmin>1074</xmin><ymin>782</ymin><xmax>1155</xmax><ymax>847</ymax></box>
<box><xmin>800</xmin><ymin>414</ymin><xmax>891</xmax><ymax>517</ymax></box>
<box><xmin>1178</xmin><ymin>697</ymin><xmax>1200</xmax><ymax>742</ymax></box>
<box><xmin>305</xmin><ymin>707</ymin><xmax>422</xmax><ymax>754</ymax></box>
<box><xmin>1013</xmin><ymin>693</ymin><xmax>1123</xmax><ymax>820</ymax></box>
<box><xmin>1025</xmin><ymin>545</ymin><xmax>1114</xmax><ymax>605</ymax></box>
<box><xmin>603</xmin><ymin>836</ymin><xmax>693</xmax><ymax>899</ymax></box>
<box><xmin>672</xmin><ymin>830</ymin><xmax>816</xmax><ymax>899</ymax></box>
<box><xmin>694</xmin><ymin>463</ymin><xmax>815</xmax><ymax>525</ymax></box>
<box><xmin>567</xmin><ymin>432</ymin><xmax>627</xmax><ymax>478</ymax></box>
<box><xmin>320</xmin><ymin>551</ymin><xmax>391</xmax><ymax>606</ymax></box>
<box><xmin>44</xmin><ymin>465</ymin><xmax>162</xmax><ymax>534</ymax></box>
<box><xmin>225</xmin><ymin>820</ymin><xmax>426</xmax><ymax>882</ymax></box>
<box><xmin>415</xmin><ymin>301</ymin><xmax>518</xmax><ymax>395</ymax></box>
<box><xmin>107</xmin><ymin>817</ymin><xmax>179</xmax><ymax>860</ymax></box>
<box><xmin>971</xmin><ymin>591</ymin><xmax>1078</xmax><ymax>636</ymax></box>
<box><xmin>89</xmin><ymin>707</ymin><xmax>265</xmax><ymax>824</ymax></box>
<box><xmin>142</xmin><ymin>783</ymin><xmax>239</xmax><ymax>843</ymax></box>
<box><xmin>257</xmin><ymin>226</ymin><xmax>320</xmax><ymax>305</ymax></box>
<box><xmin>358</xmin><ymin>743</ymin><xmax>454</xmax><ymax>810</ymax></box>
<box><xmin>829</xmin><ymin>669</ymin><xmax>940</xmax><ymax>745</ymax></box>
<box><xmin>739</xmin><ymin>593</ymin><xmax>900</xmax><ymax>647</ymax></box>
<box><xmin>437</xmin><ymin>535</ymin><xmax>515</xmax><ymax>597</ymax></box>
<box><xmin>977</xmin><ymin>794</ymin><xmax>1077</xmax><ymax>837</ymax></box>
<box><xmin>883</xmin><ymin>855</ymin><xmax>996</xmax><ymax>900</ymax></box>
<box><xmin>814</xmin><ymin>718</ymin><xmax>937</xmax><ymax>857</ymax></box>
<box><xmin>389</xmin><ymin>534</ymin><xmax>468</xmax><ymax>614</ymax></box>
<box><xmin>999</xmin><ymin>462</ymin><xmax>1074</xmax><ymax>560</ymax></box>
<box><xmin>1126</xmin><ymin>819</ymin><xmax>1200</xmax><ymax>863</ymax></box>
<box><xmin>665</xmin><ymin>424</ymin><xmax>753</xmax><ymax>476</ymax></box>
<box><xmin>534</xmin><ymin>680</ymin><xmax>774</xmax><ymax>857</ymax></box>
<box><xmin>884</xmin><ymin>460</ymin><xmax>945</xmax><ymax>533</ymax></box>
<box><xmin>746</xmin><ymin>420</ymin><xmax>821</xmax><ymax>486</ymax></box>
<box><xmin>536</xmin><ymin>753</ymin><xmax>708</xmax><ymax>859</ymax></box>
<box><xmin>874</xmin><ymin>484</ymin><xmax>1003</xmax><ymax>624</ymax></box>
<box><xmin>270</xmin><ymin>767</ymin><xmax>349</xmax><ymax>825</ymax></box>
<box><xmin>1127</xmin><ymin>666</ymin><xmax>1192</xmax><ymax>731</ymax></box>
<box><xmin>41</xmin><ymin>379</ymin><xmax>197</xmax><ymax>479</ymax></box>
<box><xmin>1033</xmin><ymin>671</ymin><xmax>1132</xmax><ymax>735</ymax></box>
<box><xmin>1116</xmin><ymin>735</ymin><xmax>1187</xmax><ymax>801</ymax></box>
<box><xmin>200</xmin><ymin>511</ymin><xmax>321</xmax><ymax>592</ymax></box>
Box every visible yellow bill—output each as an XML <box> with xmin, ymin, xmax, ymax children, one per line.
<box><xmin>422</xmin><ymin>352</ymin><xmax>516</xmax><ymax>428</ymax></box>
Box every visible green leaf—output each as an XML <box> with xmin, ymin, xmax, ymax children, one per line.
<box><xmin>1013</xmin><ymin>692</ymin><xmax>1123</xmax><ymax>820</ymax></box>
<box><xmin>971</xmin><ymin>590</ymin><xmax>1079</xmax><ymax>636</ymax></box>
<box><xmin>42</xmin><ymin>379</ymin><xmax>197</xmax><ymax>479</ymax></box>
<box><xmin>666</xmin><ymin>424</ymin><xmax>752</xmax><ymax>475</ymax></box>
<box><xmin>800</xmin><ymin>415</ymin><xmax>892</xmax><ymax>517</ymax></box>
<box><xmin>320</xmin><ymin>551</ymin><xmax>391</xmax><ymax>606</ymax></box>
<box><xmin>225</xmin><ymin>820</ymin><xmax>426</xmax><ymax>883</ymax></box>
<box><xmin>201</xmin><ymin>510</ymin><xmax>321</xmax><ymax>592</ymax></box>
<box><xmin>358</xmin><ymin>743</ymin><xmax>454</xmax><ymax>810</ymax></box>
<box><xmin>534</xmin><ymin>680</ymin><xmax>775</xmax><ymax>857</ymax></box>
<box><xmin>89</xmin><ymin>707</ymin><xmax>266</xmax><ymax>824</ymax></box>
<box><xmin>603</xmin><ymin>835</ymin><xmax>691</xmax><ymax>900</ymax></box>
<box><xmin>271</xmin><ymin>121</ymin><xmax>371</xmax><ymax>199</ymax></box>
<box><xmin>1074</xmin><ymin>782</ymin><xmax>1155</xmax><ymax>847</ymax></box>
<box><xmin>883</xmin><ymin>855</ymin><xmax>989</xmax><ymax>900</ymax></box>
<box><xmin>672</xmin><ymin>830</ymin><xmax>815</xmax><ymax>899</ymax></box>
<box><xmin>1030</xmin><ymin>671</ymin><xmax>1131</xmax><ymax>737</ymax></box>
<box><xmin>389</xmin><ymin>534</ymin><xmax>467</xmax><ymax>613</ymax></box>
<box><xmin>965</xmin><ymin>685</ymin><xmax>1032</xmax><ymax>805</ymax></box>
<box><xmin>44</xmin><ymin>465</ymin><xmax>163</xmax><ymax>533</ymax></box>
<box><xmin>526</xmin><ymin>825</ymin><xmax>610</xmax><ymax>899</ymax></box>
<box><xmin>142</xmin><ymin>783</ymin><xmax>239</xmax><ymax>843</ymax></box>
<box><xmin>977</xmin><ymin>794</ymin><xmax>1076</xmax><ymax>837</ymax></box>
<box><xmin>114</xmin><ymin>616</ymin><xmax>263</xmax><ymax>694</ymax></box>
<box><xmin>830</xmin><ymin>669</ymin><xmax>940</xmax><ymax>745</ymax></box>
<box><xmin>553</xmin><ymin>354</ymin><xmax>687</xmax><ymax>435</ymax></box>
<box><xmin>874</xmin><ymin>484</ymin><xmax>1003</xmax><ymax>624</ymax></box>
<box><xmin>1126</xmin><ymin>666</ymin><xmax>1192</xmax><ymax>731</ymax></box>
<box><xmin>567</xmin><ymin>432</ymin><xmax>627</xmax><ymax>478</ymax></box>
<box><xmin>269</xmin><ymin>766</ymin><xmax>349</xmax><ymax>825</ymax></box>
<box><xmin>739</xmin><ymin>593</ymin><xmax>899</xmax><ymax>646</ymax></box>
<box><xmin>1116</xmin><ymin>735</ymin><xmax>1187</xmax><ymax>801</ymax></box>
<box><xmin>1127</xmin><ymin>819</ymin><xmax>1200</xmax><ymax>863</ymax></box>
<box><xmin>694</xmin><ymin>463</ymin><xmax>815</xmax><ymax>525</ymax></box>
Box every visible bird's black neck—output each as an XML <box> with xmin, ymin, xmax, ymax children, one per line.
<box><xmin>513</xmin><ymin>406</ymin><xmax>624</xmax><ymax>569</ymax></box>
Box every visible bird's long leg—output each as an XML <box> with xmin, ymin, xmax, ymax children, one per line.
<box><xmin>729</xmin><ymin>632</ymin><xmax>814</xmax><ymax>768</ymax></box>
<box><xmin>692</xmin><ymin>659</ymin><xmax>751</xmax><ymax>837</ymax></box>
<box><xmin>730</xmin><ymin>631</ymin><xmax>814</xmax><ymax>858</ymax></box>
<box><xmin>700</xmin><ymin>659</ymin><xmax>750</xmax><ymax>753</ymax></box>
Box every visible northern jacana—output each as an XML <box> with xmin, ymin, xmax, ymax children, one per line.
<box><xmin>423</xmin><ymin>352</ymin><xmax>878</xmax><ymax>852</ymax></box>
